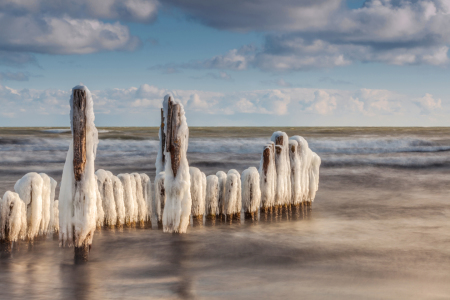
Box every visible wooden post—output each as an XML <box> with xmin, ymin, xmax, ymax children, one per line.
<box><xmin>72</xmin><ymin>88</ymin><xmax>90</xmax><ymax>262</ymax></box>
<box><xmin>165</xmin><ymin>97</ymin><xmax>181</xmax><ymax>177</ymax></box>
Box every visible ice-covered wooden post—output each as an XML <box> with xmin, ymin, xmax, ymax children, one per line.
<box><xmin>59</xmin><ymin>85</ymin><xmax>98</xmax><ymax>263</ymax></box>
<box><xmin>0</xmin><ymin>192</ymin><xmax>27</xmax><ymax>256</ymax></box>
<box><xmin>242</xmin><ymin>167</ymin><xmax>261</xmax><ymax>220</ymax></box>
<box><xmin>259</xmin><ymin>143</ymin><xmax>276</xmax><ymax>213</ymax></box>
<box><xmin>271</xmin><ymin>131</ymin><xmax>291</xmax><ymax>214</ymax></box>
<box><xmin>162</xmin><ymin>95</ymin><xmax>192</xmax><ymax>233</ymax></box>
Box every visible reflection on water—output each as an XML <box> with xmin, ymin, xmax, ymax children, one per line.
<box><xmin>1</xmin><ymin>128</ymin><xmax>450</xmax><ymax>299</ymax></box>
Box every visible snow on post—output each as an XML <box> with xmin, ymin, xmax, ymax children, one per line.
<box><xmin>205</xmin><ymin>175</ymin><xmax>219</xmax><ymax>219</ymax></box>
<box><xmin>131</xmin><ymin>173</ymin><xmax>148</xmax><ymax>225</ymax></box>
<box><xmin>96</xmin><ymin>169</ymin><xmax>117</xmax><ymax>227</ymax></box>
<box><xmin>0</xmin><ymin>191</ymin><xmax>27</xmax><ymax>249</ymax></box>
<box><xmin>118</xmin><ymin>173</ymin><xmax>138</xmax><ymax>226</ymax></box>
<box><xmin>109</xmin><ymin>172</ymin><xmax>125</xmax><ymax>226</ymax></box>
<box><xmin>259</xmin><ymin>142</ymin><xmax>276</xmax><ymax>213</ymax></box>
<box><xmin>59</xmin><ymin>85</ymin><xmax>98</xmax><ymax>262</ymax></box>
<box><xmin>189</xmin><ymin>167</ymin><xmax>206</xmax><ymax>220</ymax></box>
<box><xmin>241</xmin><ymin>167</ymin><xmax>261</xmax><ymax>220</ymax></box>
<box><xmin>14</xmin><ymin>172</ymin><xmax>43</xmax><ymax>240</ymax></box>
<box><xmin>228</xmin><ymin>169</ymin><xmax>242</xmax><ymax>219</ymax></box>
<box><xmin>140</xmin><ymin>173</ymin><xmax>152</xmax><ymax>224</ymax></box>
<box><xmin>216</xmin><ymin>171</ymin><xmax>227</xmax><ymax>217</ymax></box>
<box><xmin>154</xmin><ymin>171</ymin><xmax>165</xmax><ymax>224</ymax></box>
<box><xmin>271</xmin><ymin>131</ymin><xmax>291</xmax><ymax>212</ymax></box>
<box><xmin>288</xmin><ymin>140</ymin><xmax>302</xmax><ymax>206</ymax></box>
<box><xmin>162</xmin><ymin>95</ymin><xmax>192</xmax><ymax>233</ymax></box>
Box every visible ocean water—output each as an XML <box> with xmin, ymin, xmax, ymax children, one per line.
<box><xmin>1</xmin><ymin>127</ymin><xmax>450</xmax><ymax>299</ymax></box>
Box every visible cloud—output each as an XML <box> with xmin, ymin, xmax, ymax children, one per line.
<box><xmin>0</xmin><ymin>0</ymin><xmax>159</xmax><ymax>23</ymax></box>
<box><xmin>0</xmin><ymin>83</ymin><xmax>446</xmax><ymax>126</ymax></box>
<box><xmin>415</xmin><ymin>93</ymin><xmax>442</xmax><ymax>113</ymax></box>
<box><xmin>165</xmin><ymin>0</ymin><xmax>450</xmax><ymax>69</ymax></box>
<box><xmin>0</xmin><ymin>71</ymin><xmax>29</xmax><ymax>81</ymax></box>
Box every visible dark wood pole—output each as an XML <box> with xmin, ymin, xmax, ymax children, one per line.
<box><xmin>161</xmin><ymin>108</ymin><xmax>166</xmax><ymax>166</ymax></box>
<box><xmin>165</xmin><ymin>97</ymin><xmax>181</xmax><ymax>177</ymax></box>
<box><xmin>72</xmin><ymin>88</ymin><xmax>90</xmax><ymax>263</ymax></box>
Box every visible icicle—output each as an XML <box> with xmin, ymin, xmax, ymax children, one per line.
<box><xmin>259</xmin><ymin>142</ymin><xmax>276</xmax><ymax>212</ymax></box>
<box><xmin>224</xmin><ymin>173</ymin><xmax>239</xmax><ymax>218</ymax></box>
<box><xmin>109</xmin><ymin>172</ymin><xmax>125</xmax><ymax>226</ymax></box>
<box><xmin>53</xmin><ymin>200</ymin><xmax>59</xmax><ymax>233</ymax></box>
<box><xmin>94</xmin><ymin>175</ymin><xmax>105</xmax><ymax>227</ymax></box>
<box><xmin>118</xmin><ymin>173</ymin><xmax>138</xmax><ymax>226</ymax></box>
<box><xmin>154</xmin><ymin>172</ymin><xmax>165</xmax><ymax>223</ymax></box>
<box><xmin>309</xmin><ymin>153</ymin><xmax>321</xmax><ymax>203</ymax></box>
<box><xmin>95</xmin><ymin>169</ymin><xmax>117</xmax><ymax>226</ymax></box>
<box><xmin>216</xmin><ymin>171</ymin><xmax>227</xmax><ymax>216</ymax></box>
<box><xmin>228</xmin><ymin>169</ymin><xmax>241</xmax><ymax>218</ymax></box>
<box><xmin>14</xmin><ymin>172</ymin><xmax>43</xmax><ymax>240</ymax></box>
<box><xmin>58</xmin><ymin>85</ymin><xmax>98</xmax><ymax>249</ymax></box>
<box><xmin>205</xmin><ymin>175</ymin><xmax>219</xmax><ymax>218</ymax></box>
<box><xmin>140</xmin><ymin>173</ymin><xmax>152</xmax><ymax>223</ymax></box>
<box><xmin>189</xmin><ymin>167</ymin><xmax>206</xmax><ymax>218</ymax></box>
<box><xmin>0</xmin><ymin>191</ymin><xmax>27</xmax><ymax>243</ymax></box>
<box><xmin>290</xmin><ymin>136</ymin><xmax>313</xmax><ymax>203</ymax></box>
<box><xmin>241</xmin><ymin>167</ymin><xmax>261</xmax><ymax>220</ymax></box>
<box><xmin>39</xmin><ymin>173</ymin><xmax>51</xmax><ymax>235</ymax></box>
<box><xmin>289</xmin><ymin>140</ymin><xmax>302</xmax><ymax>206</ymax></box>
<box><xmin>131</xmin><ymin>173</ymin><xmax>148</xmax><ymax>224</ymax></box>
<box><xmin>48</xmin><ymin>177</ymin><xmax>57</xmax><ymax>234</ymax></box>
<box><xmin>271</xmin><ymin>131</ymin><xmax>291</xmax><ymax>209</ymax></box>
<box><xmin>161</xmin><ymin>95</ymin><xmax>192</xmax><ymax>233</ymax></box>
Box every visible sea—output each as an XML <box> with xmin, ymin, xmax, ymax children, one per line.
<box><xmin>0</xmin><ymin>127</ymin><xmax>449</xmax><ymax>299</ymax></box>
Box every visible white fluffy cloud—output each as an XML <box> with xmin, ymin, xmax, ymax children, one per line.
<box><xmin>0</xmin><ymin>83</ymin><xmax>446</xmax><ymax>125</ymax></box>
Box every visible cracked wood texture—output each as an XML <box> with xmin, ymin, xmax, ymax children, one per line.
<box><xmin>160</xmin><ymin>108</ymin><xmax>166</xmax><ymax>166</ymax></box>
<box><xmin>165</xmin><ymin>97</ymin><xmax>181</xmax><ymax>178</ymax></box>
<box><xmin>72</xmin><ymin>89</ymin><xmax>87</xmax><ymax>182</ymax></box>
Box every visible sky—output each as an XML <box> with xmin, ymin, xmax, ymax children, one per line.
<box><xmin>0</xmin><ymin>0</ymin><xmax>450</xmax><ymax>126</ymax></box>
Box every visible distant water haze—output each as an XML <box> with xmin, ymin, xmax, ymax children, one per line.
<box><xmin>1</xmin><ymin>127</ymin><xmax>450</xmax><ymax>299</ymax></box>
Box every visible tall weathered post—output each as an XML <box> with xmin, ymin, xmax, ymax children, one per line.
<box><xmin>72</xmin><ymin>88</ymin><xmax>90</xmax><ymax>262</ymax></box>
<box><xmin>161</xmin><ymin>95</ymin><xmax>192</xmax><ymax>233</ymax></box>
<box><xmin>59</xmin><ymin>85</ymin><xmax>98</xmax><ymax>264</ymax></box>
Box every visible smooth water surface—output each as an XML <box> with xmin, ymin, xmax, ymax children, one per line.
<box><xmin>1</xmin><ymin>127</ymin><xmax>450</xmax><ymax>299</ymax></box>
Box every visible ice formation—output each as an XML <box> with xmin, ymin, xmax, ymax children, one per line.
<box><xmin>161</xmin><ymin>95</ymin><xmax>192</xmax><ymax>233</ymax></box>
<box><xmin>205</xmin><ymin>175</ymin><xmax>219</xmax><ymax>217</ymax></box>
<box><xmin>39</xmin><ymin>173</ymin><xmax>51</xmax><ymax>234</ymax></box>
<box><xmin>14</xmin><ymin>172</ymin><xmax>43</xmax><ymax>240</ymax></box>
<box><xmin>271</xmin><ymin>131</ymin><xmax>291</xmax><ymax>207</ymax></box>
<box><xmin>154</xmin><ymin>172</ymin><xmax>165</xmax><ymax>222</ymax></box>
<box><xmin>224</xmin><ymin>173</ymin><xmax>239</xmax><ymax>216</ymax></box>
<box><xmin>189</xmin><ymin>167</ymin><xmax>206</xmax><ymax>217</ymax></box>
<box><xmin>140</xmin><ymin>173</ymin><xmax>152</xmax><ymax>222</ymax></box>
<box><xmin>259</xmin><ymin>142</ymin><xmax>276</xmax><ymax>210</ymax></box>
<box><xmin>241</xmin><ymin>167</ymin><xmax>261</xmax><ymax>215</ymax></box>
<box><xmin>227</xmin><ymin>169</ymin><xmax>242</xmax><ymax>215</ymax></box>
<box><xmin>95</xmin><ymin>175</ymin><xmax>104</xmax><ymax>227</ymax></box>
<box><xmin>216</xmin><ymin>171</ymin><xmax>227</xmax><ymax>215</ymax></box>
<box><xmin>59</xmin><ymin>85</ymin><xmax>98</xmax><ymax>247</ymax></box>
<box><xmin>118</xmin><ymin>173</ymin><xmax>138</xmax><ymax>225</ymax></box>
<box><xmin>309</xmin><ymin>153</ymin><xmax>321</xmax><ymax>202</ymax></box>
<box><xmin>110</xmin><ymin>172</ymin><xmax>125</xmax><ymax>226</ymax></box>
<box><xmin>0</xmin><ymin>191</ymin><xmax>27</xmax><ymax>242</ymax></box>
<box><xmin>290</xmin><ymin>136</ymin><xmax>313</xmax><ymax>203</ymax></box>
<box><xmin>49</xmin><ymin>177</ymin><xmax>57</xmax><ymax>233</ymax></box>
<box><xmin>53</xmin><ymin>200</ymin><xmax>59</xmax><ymax>233</ymax></box>
<box><xmin>131</xmin><ymin>173</ymin><xmax>148</xmax><ymax>223</ymax></box>
<box><xmin>96</xmin><ymin>169</ymin><xmax>117</xmax><ymax>226</ymax></box>
<box><xmin>288</xmin><ymin>140</ymin><xmax>302</xmax><ymax>205</ymax></box>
